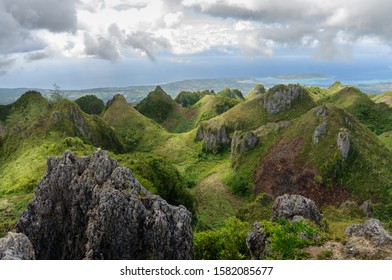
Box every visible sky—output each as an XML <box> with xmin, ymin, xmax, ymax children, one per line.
<box><xmin>1</xmin><ymin>0</ymin><xmax>392</xmax><ymax>89</ymax></box>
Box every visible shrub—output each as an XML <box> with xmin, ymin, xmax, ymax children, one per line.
<box><xmin>225</xmin><ymin>174</ymin><xmax>252</xmax><ymax>197</ymax></box>
<box><xmin>132</xmin><ymin>157</ymin><xmax>197</xmax><ymax>218</ymax></box>
<box><xmin>194</xmin><ymin>217</ymin><xmax>250</xmax><ymax>260</ymax></box>
<box><xmin>261</xmin><ymin>219</ymin><xmax>322</xmax><ymax>260</ymax></box>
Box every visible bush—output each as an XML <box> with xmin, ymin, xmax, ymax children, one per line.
<box><xmin>261</xmin><ymin>219</ymin><xmax>322</xmax><ymax>260</ymax></box>
<box><xmin>132</xmin><ymin>157</ymin><xmax>197</xmax><ymax>218</ymax></box>
<box><xmin>194</xmin><ymin>217</ymin><xmax>250</xmax><ymax>260</ymax></box>
<box><xmin>225</xmin><ymin>174</ymin><xmax>252</xmax><ymax>197</ymax></box>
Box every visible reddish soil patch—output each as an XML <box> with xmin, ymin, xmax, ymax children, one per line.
<box><xmin>253</xmin><ymin>137</ymin><xmax>351</xmax><ymax>207</ymax></box>
<box><xmin>182</xmin><ymin>108</ymin><xmax>197</xmax><ymax>120</ymax></box>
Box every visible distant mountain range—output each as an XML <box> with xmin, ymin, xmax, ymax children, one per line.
<box><xmin>0</xmin><ymin>78</ymin><xmax>260</xmax><ymax>105</ymax></box>
<box><xmin>2</xmin><ymin>76</ymin><xmax>392</xmax><ymax>105</ymax></box>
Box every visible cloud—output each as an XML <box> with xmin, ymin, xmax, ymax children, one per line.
<box><xmin>2</xmin><ymin>0</ymin><xmax>78</xmax><ymax>32</ymax></box>
<box><xmin>83</xmin><ymin>24</ymin><xmax>171</xmax><ymax>62</ymax></box>
<box><xmin>112</xmin><ymin>2</ymin><xmax>148</xmax><ymax>11</ymax></box>
<box><xmin>25</xmin><ymin>50</ymin><xmax>51</xmax><ymax>61</ymax></box>
<box><xmin>0</xmin><ymin>56</ymin><xmax>16</xmax><ymax>75</ymax></box>
<box><xmin>183</xmin><ymin>0</ymin><xmax>392</xmax><ymax>59</ymax></box>
<box><xmin>2</xmin><ymin>0</ymin><xmax>392</xmax><ymax>69</ymax></box>
<box><xmin>83</xmin><ymin>32</ymin><xmax>121</xmax><ymax>61</ymax></box>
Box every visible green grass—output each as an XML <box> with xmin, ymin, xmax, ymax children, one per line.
<box><xmin>321</xmin><ymin>87</ymin><xmax>392</xmax><ymax>135</ymax></box>
<box><xmin>279</xmin><ymin>105</ymin><xmax>392</xmax><ymax>202</ymax></box>
<box><xmin>135</xmin><ymin>86</ymin><xmax>176</xmax><ymax>123</ymax></box>
<box><xmin>0</xmin><ymin>193</ymin><xmax>34</xmax><ymax>238</ymax></box>
<box><xmin>193</xmin><ymin>170</ymin><xmax>246</xmax><ymax>231</ymax></box>
<box><xmin>372</xmin><ymin>91</ymin><xmax>392</xmax><ymax>107</ymax></box>
<box><xmin>103</xmin><ymin>94</ymin><xmax>170</xmax><ymax>152</ymax></box>
<box><xmin>379</xmin><ymin>131</ymin><xmax>392</xmax><ymax>150</ymax></box>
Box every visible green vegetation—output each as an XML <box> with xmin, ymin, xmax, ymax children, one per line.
<box><xmin>136</xmin><ymin>86</ymin><xmax>176</xmax><ymax>123</ymax></box>
<box><xmin>129</xmin><ymin>157</ymin><xmax>196</xmax><ymax>218</ymax></box>
<box><xmin>372</xmin><ymin>91</ymin><xmax>392</xmax><ymax>107</ymax></box>
<box><xmin>75</xmin><ymin>94</ymin><xmax>105</xmax><ymax>115</ymax></box>
<box><xmin>194</xmin><ymin>217</ymin><xmax>250</xmax><ymax>259</ymax></box>
<box><xmin>174</xmin><ymin>90</ymin><xmax>214</xmax><ymax>107</ymax></box>
<box><xmin>321</xmin><ymin>86</ymin><xmax>392</xmax><ymax>135</ymax></box>
<box><xmin>246</xmin><ymin>84</ymin><xmax>266</xmax><ymax>100</ymax></box>
<box><xmin>217</xmin><ymin>88</ymin><xmax>245</xmax><ymax>100</ymax></box>
<box><xmin>261</xmin><ymin>219</ymin><xmax>323</xmax><ymax>259</ymax></box>
<box><xmin>2</xmin><ymin>81</ymin><xmax>392</xmax><ymax>259</ymax></box>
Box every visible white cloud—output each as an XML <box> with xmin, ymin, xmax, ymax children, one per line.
<box><xmin>1</xmin><ymin>0</ymin><xmax>392</xmax><ymax>69</ymax></box>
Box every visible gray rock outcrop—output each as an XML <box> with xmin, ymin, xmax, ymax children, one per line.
<box><xmin>231</xmin><ymin>131</ymin><xmax>258</xmax><ymax>154</ymax></box>
<box><xmin>345</xmin><ymin>219</ymin><xmax>392</xmax><ymax>246</ymax></box>
<box><xmin>345</xmin><ymin>219</ymin><xmax>392</xmax><ymax>259</ymax></box>
<box><xmin>196</xmin><ymin>124</ymin><xmax>230</xmax><ymax>154</ymax></box>
<box><xmin>262</xmin><ymin>85</ymin><xmax>308</xmax><ymax>114</ymax></box>
<box><xmin>16</xmin><ymin>149</ymin><xmax>194</xmax><ymax>260</ymax></box>
<box><xmin>271</xmin><ymin>194</ymin><xmax>323</xmax><ymax>224</ymax></box>
<box><xmin>315</xmin><ymin>106</ymin><xmax>328</xmax><ymax>117</ymax></box>
<box><xmin>0</xmin><ymin>232</ymin><xmax>35</xmax><ymax>260</ymax></box>
<box><xmin>313</xmin><ymin>120</ymin><xmax>327</xmax><ymax>144</ymax></box>
<box><xmin>337</xmin><ymin>128</ymin><xmax>351</xmax><ymax>159</ymax></box>
<box><xmin>246</xmin><ymin>222</ymin><xmax>269</xmax><ymax>260</ymax></box>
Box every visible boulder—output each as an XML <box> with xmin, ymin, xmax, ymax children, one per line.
<box><xmin>196</xmin><ymin>125</ymin><xmax>230</xmax><ymax>154</ymax></box>
<box><xmin>345</xmin><ymin>219</ymin><xmax>392</xmax><ymax>259</ymax></box>
<box><xmin>271</xmin><ymin>194</ymin><xmax>323</xmax><ymax>224</ymax></box>
<box><xmin>0</xmin><ymin>232</ymin><xmax>35</xmax><ymax>260</ymax></box>
<box><xmin>315</xmin><ymin>106</ymin><xmax>328</xmax><ymax>117</ymax></box>
<box><xmin>313</xmin><ymin>120</ymin><xmax>327</xmax><ymax>144</ymax></box>
<box><xmin>16</xmin><ymin>149</ymin><xmax>194</xmax><ymax>260</ymax></box>
<box><xmin>345</xmin><ymin>219</ymin><xmax>392</xmax><ymax>246</ymax></box>
<box><xmin>246</xmin><ymin>222</ymin><xmax>269</xmax><ymax>260</ymax></box>
<box><xmin>337</xmin><ymin>128</ymin><xmax>351</xmax><ymax>159</ymax></box>
<box><xmin>231</xmin><ymin>131</ymin><xmax>258</xmax><ymax>154</ymax></box>
<box><xmin>262</xmin><ymin>85</ymin><xmax>307</xmax><ymax>114</ymax></box>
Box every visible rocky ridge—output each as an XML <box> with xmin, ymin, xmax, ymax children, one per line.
<box><xmin>16</xmin><ymin>149</ymin><xmax>194</xmax><ymax>260</ymax></box>
<box><xmin>0</xmin><ymin>232</ymin><xmax>35</xmax><ymax>260</ymax></box>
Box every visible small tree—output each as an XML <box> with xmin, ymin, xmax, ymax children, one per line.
<box><xmin>50</xmin><ymin>83</ymin><xmax>64</xmax><ymax>102</ymax></box>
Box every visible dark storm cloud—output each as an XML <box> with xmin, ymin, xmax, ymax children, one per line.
<box><xmin>2</xmin><ymin>0</ymin><xmax>78</xmax><ymax>32</ymax></box>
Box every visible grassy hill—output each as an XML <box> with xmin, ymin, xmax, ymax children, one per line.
<box><xmin>103</xmin><ymin>94</ymin><xmax>170</xmax><ymax>152</ymax></box>
<box><xmin>319</xmin><ymin>86</ymin><xmax>392</xmax><ymax>135</ymax></box>
<box><xmin>135</xmin><ymin>86</ymin><xmax>177</xmax><ymax>123</ymax></box>
<box><xmin>252</xmin><ymin>105</ymin><xmax>392</xmax><ymax>204</ymax></box>
<box><xmin>1</xmin><ymin>84</ymin><xmax>392</xmax><ymax>259</ymax></box>
<box><xmin>372</xmin><ymin>91</ymin><xmax>392</xmax><ymax>107</ymax></box>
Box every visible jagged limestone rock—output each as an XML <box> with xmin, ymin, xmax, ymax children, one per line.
<box><xmin>345</xmin><ymin>219</ymin><xmax>392</xmax><ymax>259</ymax></box>
<box><xmin>271</xmin><ymin>194</ymin><xmax>323</xmax><ymax>224</ymax></box>
<box><xmin>246</xmin><ymin>222</ymin><xmax>269</xmax><ymax>260</ymax></box>
<box><xmin>316</xmin><ymin>105</ymin><xmax>328</xmax><ymax>117</ymax></box>
<box><xmin>313</xmin><ymin>120</ymin><xmax>328</xmax><ymax>144</ymax></box>
<box><xmin>16</xmin><ymin>149</ymin><xmax>194</xmax><ymax>260</ymax></box>
<box><xmin>360</xmin><ymin>200</ymin><xmax>373</xmax><ymax>217</ymax></box>
<box><xmin>337</xmin><ymin>128</ymin><xmax>351</xmax><ymax>159</ymax></box>
<box><xmin>346</xmin><ymin>219</ymin><xmax>392</xmax><ymax>246</ymax></box>
<box><xmin>0</xmin><ymin>232</ymin><xmax>35</xmax><ymax>260</ymax></box>
<box><xmin>231</xmin><ymin>131</ymin><xmax>258</xmax><ymax>154</ymax></box>
<box><xmin>262</xmin><ymin>85</ymin><xmax>306</xmax><ymax>114</ymax></box>
<box><xmin>195</xmin><ymin>124</ymin><xmax>230</xmax><ymax>154</ymax></box>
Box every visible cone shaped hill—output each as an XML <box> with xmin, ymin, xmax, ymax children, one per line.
<box><xmin>1</xmin><ymin>82</ymin><xmax>392</xmax><ymax>260</ymax></box>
